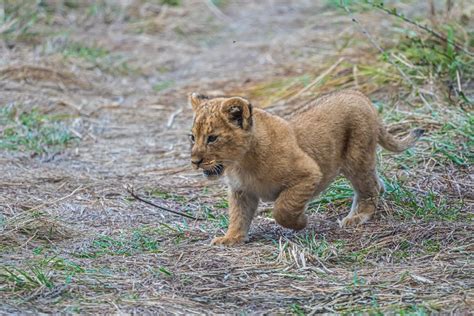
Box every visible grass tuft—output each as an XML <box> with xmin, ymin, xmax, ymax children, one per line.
<box><xmin>74</xmin><ymin>229</ymin><xmax>162</xmax><ymax>258</ymax></box>
<box><xmin>62</xmin><ymin>42</ymin><xmax>109</xmax><ymax>62</ymax></box>
<box><xmin>0</xmin><ymin>105</ymin><xmax>77</xmax><ymax>155</ymax></box>
<box><xmin>0</xmin><ymin>256</ymin><xmax>83</xmax><ymax>294</ymax></box>
<box><xmin>161</xmin><ymin>0</ymin><xmax>181</xmax><ymax>6</ymax></box>
<box><xmin>295</xmin><ymin>233</ymin><xmax>345</xmax><ymax>262</ymax></box>
<box><xmin>384</xmin><ymin>180</ymin><xmax>464</xmax><ymax>221</ymax></box>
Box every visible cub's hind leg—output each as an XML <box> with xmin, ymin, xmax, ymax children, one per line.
<box><xmin>339</xmin><ymin>169</ymin><xmax>382</xmax><ymax>227</ymax></box>
<box><xmin>339</xmin><ymin>123</ymin><xmax>382</xmax><ymax>227</ymax></box>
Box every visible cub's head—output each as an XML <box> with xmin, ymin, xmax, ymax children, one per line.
<box><xmin>189</xmin><ymin>93</ymin><xmax>253</xmax><ymax>179</ymax></box>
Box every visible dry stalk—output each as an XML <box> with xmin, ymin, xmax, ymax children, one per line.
<box><xmin>287</xmin><ymin>57</ymin><xmax>344</xmax><ymax>102</ymax></box>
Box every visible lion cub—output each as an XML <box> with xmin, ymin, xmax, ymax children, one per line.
<box><xmin>189</xmin><ymin>90</ymin><xmax>422</xmax><ymax>246</ymax></box>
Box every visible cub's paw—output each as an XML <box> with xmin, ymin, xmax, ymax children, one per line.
<box><xmin>338</xmin><ymin>213</ymin><xmax>371</xmax><ymax>228</ymax></box>
<box><xmin>273</xmin><ymin>212</ymin><xmax>308</xmax><ymax>231</ymax></box>
<box><xmin>210</xmin><ymin>235</ymin><xmax>246</xmax><ymax>246</ymax></box>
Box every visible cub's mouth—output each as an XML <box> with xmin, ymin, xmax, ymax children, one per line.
<box><xmin>203</xmin><ymin>163</ymin><xmax>225</xmax><ymax>178</ymax></box>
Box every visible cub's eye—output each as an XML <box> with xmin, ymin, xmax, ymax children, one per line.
<box><xmin>189</xmin><ymin>134</ymin><xmax>195</xmax><ymax>143</ymax></box>
<box><xmin>207</xmin><ymin>135</ymin><xmax>218</xmax><ymax>144</ymax></box>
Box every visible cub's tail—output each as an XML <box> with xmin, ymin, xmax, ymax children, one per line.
<box><xmin>378</xmin><ymin>124</ymin><xmax>424</xmax><ymax>153</ymax></box>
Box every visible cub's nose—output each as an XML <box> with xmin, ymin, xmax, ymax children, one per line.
<box><xmin>191</xmin><ymin>158</ymin><xmax>203</xmax><ymax>167</ymax></box>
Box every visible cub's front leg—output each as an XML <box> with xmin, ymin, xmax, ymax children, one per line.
<box><xmin>273</xmin><ymin>170</ymin><xmax>322</xmax><ymax>230</ymax></box>
<box><xmin>211</xmin><ymin>190</ymin><xmax>259</xmax><ymax>246</ymax></box>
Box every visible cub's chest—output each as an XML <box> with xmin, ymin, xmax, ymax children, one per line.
<box><xmin>224</xmin><ymin>171</ymin><xmax>282</xmax><ymax>202</ymax></box>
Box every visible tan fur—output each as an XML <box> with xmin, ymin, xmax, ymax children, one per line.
<box><xmin>189</xmin><ymin>90</ymin><xmax>423</xmax><ymax>246</ymax></box>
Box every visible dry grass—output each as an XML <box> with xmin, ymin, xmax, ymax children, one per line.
<box><xmin>0</xmin><ymin>65</ymin><xmax>92</xmax><ymax>89</ymax></box>
<box><xmin>1</xmin><ymin>0</ymin><xmax>473</xmax><ymax>314</ymax></box>
<box><xmin>0</xmin><ymin>210</ymin><xmax>73</xmax><ymax>246</ymax></box>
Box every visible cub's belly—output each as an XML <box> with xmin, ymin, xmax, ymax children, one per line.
<box><xmin>225</xmin><ymin>175</ymin><xmax>281</xmax><ymax>202</ymax></box>
<box><xmin>259</xmin><ymin>187</ymin><xmax>281</xmax><ymax>202</ymax></box>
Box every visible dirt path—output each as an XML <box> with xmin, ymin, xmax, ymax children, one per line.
<box><xmin>1</xmin><ymin>0</ymin><xmax>472</xmax><ymax>314</ymax></box>
<box><xmin>2</xmin><ymin>0</ymin><xmax>348</xmax><ymax>231</ymax></box>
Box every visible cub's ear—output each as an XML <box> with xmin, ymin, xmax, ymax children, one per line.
<box><xmin>189</xmin><ymin>92</ymin><xmax>209</xmax><ymax>111</ymax></box>
<box><xmin>220</xmin><ymin>97</ymin><xmax>253</xmax><ymax>130</ymax></box>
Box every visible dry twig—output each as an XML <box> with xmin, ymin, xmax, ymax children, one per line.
<box><xmin>125</xmin><ymin>185</ymin><xmax>205</xmax><ymax>221</ymax></box>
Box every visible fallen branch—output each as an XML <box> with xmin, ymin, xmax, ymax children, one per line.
<box><xmin>125</xmin><ymin>185</ymin><xmax>205</xmax><ymax>221</ymax></box>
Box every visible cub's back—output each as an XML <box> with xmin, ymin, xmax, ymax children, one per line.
<box><xmin>288</xmin><ymin>90</ymin><xmax>380</xmax><ymax>175</ymax></box>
